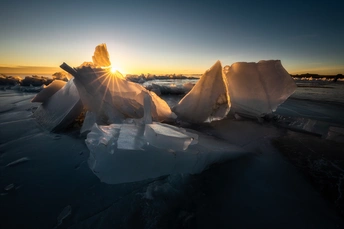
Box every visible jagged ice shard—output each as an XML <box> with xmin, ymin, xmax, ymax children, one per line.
<box><xmin>173</xmin><ymin>60</ymin><xmax>230</xmax><ymax>123</ymax></box>
<box><xmin>32</xmin><ymin>79</ymin><xmax>83</xmax><ymax>131</ymax></box>
<box><xmin>224</xmin><ymin>60</ymin><xmax>296</xmax><ymax>118</ymax></box>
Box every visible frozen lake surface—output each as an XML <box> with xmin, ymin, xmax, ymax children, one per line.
<box><xmin>0</xmin><ymin>80</ymin><xmax>344</xmax><ymax>228</ymax></box>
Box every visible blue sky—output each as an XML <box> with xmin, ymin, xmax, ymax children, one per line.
<box><xmin>1</xmin><ymin>0</ymin><xmax>343</xmax><ymax>75</ymax></box>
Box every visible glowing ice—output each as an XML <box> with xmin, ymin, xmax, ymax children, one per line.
<box><xmin>60</xmin><ymin>44</ymin><xmax>176</xmax><ymax>124</ymax></box>
<box><xmin>225</xmin><ymin>60</ymin><xmax>296</xmax><ymax>118</ymax></box>
<box><xmin>173</xmin><ymin>60</ymin><xmax>230</xmax><ymax>123</ymax></box>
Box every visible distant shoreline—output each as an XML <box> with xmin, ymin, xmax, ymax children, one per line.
<box><xmin>290</xmin><ymin>73</ymin><xmax>343</xmax><ymax>79</ymax></box>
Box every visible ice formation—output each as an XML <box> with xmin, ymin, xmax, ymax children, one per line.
<box><xmin>224</xmin><ymin>60</ymin><xmax>296</xmax><ymax>118</ymax></box>
<box><xmin>86</xmin><ymin>122</ymin><xmax>246</xmax><ymax>184</ymax></box>
<box><xmin>31</xmin><ymin>80</ymin><xmax>66</xmax><ymax>103</ymax></box>
<box><xmin>173</xmin><ymin>60</ymin><xmax>230</xmax><ymax>123</ymax></box>
<box><xmin>60</xmin><ymin>44</ymin><xmax>176</xmax><ymax>125</ymax></box>
<box><xmin>29</xmin><ymin>43</ymin><xmax>297</xmax><ymax>185</ymax></box>
<box><xmin>33</xmin><ymin>79</ymin><xmax>83</xmax><ymax>131</ymax></box>
<box><xmin>84</xmin><ymin>93</ymin><xmax>221</xmax><ymax>184</ymax></box>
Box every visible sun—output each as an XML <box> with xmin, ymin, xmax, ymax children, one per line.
<box><xmin>110</xmin><ymin>66</ymin><xmax>117</xmax><ymax>73</ymax></box>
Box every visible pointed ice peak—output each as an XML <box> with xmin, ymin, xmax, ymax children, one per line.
<box><xmin>173</xmin><ymin>60</ymin><xmax>230</xmax><ymax>123</ymax></box>
<box><xmin>92</xmin><ymin>43</ymin><xmax>111</xmax><ymax>68</ymax></box>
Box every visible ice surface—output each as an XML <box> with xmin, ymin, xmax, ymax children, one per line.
<box><xmin>31</xmin><ymin>80</ymin><xmax>66</xmax><ymax>103</ymax></box>
<box><xmin>173</xmin><ymin>60</ymin><xmax>230</xmax><ymax>123</ymax></box>
<box><xmin>33</xmin><ymin>79</ymin><xmax>83</xmax><ymax>131</ymax></box>
<box><xmin>225</xmin><ymin>60</ymin><xmax>296</xmax><ymax>118</ymax></box>
<box><xmin>1</xmin><ymin>89</ymin><xmax>344</xmax><ymax>228</ymax></box>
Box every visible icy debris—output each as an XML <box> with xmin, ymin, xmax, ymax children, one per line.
<box><xmin>326</xmin><ymin>126</ymin><xmax>344</xmax><ymax>143</ymax></box>
<box><xmin>33</xmin><ymin>79</ymin><xmax>83</xmax><ymax>131</ymax></box>
<box><xmin>145</xmin><ymin>83</ymin><xmax>192</xmax><ymax>95</ymax></box>
<box><xmin>6</xmin><ymin>157</ymin><xmax>30</xmax><ymax>167</ymax></box>
<box><xmin>4</xmin><ymin>183</ymin><xmax>14</xmax><ymax>191</ymax></box>
<box><xmin>225</xmin><ymin>60</ymin><xmax>296</xmax><ymax>118</ymax></box>
<box><xmin>276</xmin><ymin>116</ymin><xmax>328</xmax><ymax>137</ymax></box>
<box><xmin>173</xmin><ymin>60</ymin><xmax>230</xmax><ymax>123</ymax></box>
<box><xmin>31</xmin><ymin>80</ymin><xmax>66</xmax><ymax>103</ymax></box>
<box><xmin>56</xmin><ymin>205</ymin><xmax>72</xmax><ymax>227</ymax></box>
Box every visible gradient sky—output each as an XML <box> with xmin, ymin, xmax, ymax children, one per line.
<box><xmin>1</xmin><ymin>0</ymin><xmax>343</xmax><ymax>75</ymax></box>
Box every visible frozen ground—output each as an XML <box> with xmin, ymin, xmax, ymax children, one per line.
<box><xmin>0</xmin><ymin>81</ymin><xmax>344</xmax><ymax>228</ymax></box>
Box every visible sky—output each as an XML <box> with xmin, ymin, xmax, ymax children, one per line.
<box><xmin>1</xmin><ymin>0</ymin><xmax>343</xmax><ymax>75</ymax></box>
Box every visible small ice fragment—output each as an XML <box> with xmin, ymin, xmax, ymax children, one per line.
<box><xmin>57</xmin><ymin>205</ymin><xmax>72</xmax><ymax>226</ymax></box>
<box><xmin>6</xmin><ymin>157</ymin><xmax>30</xmax><ymax>167</ymax></box>
<box><xmin>4</xmin><ymin>183</ymin><xmax>14</xmax><ymax>191</ymax></box>
<box><xmin>53</xmin><ymin>135</ymin><xmax>61</xmax><ymax>140</ymax></box>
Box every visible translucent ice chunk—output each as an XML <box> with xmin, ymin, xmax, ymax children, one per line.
<box><xmin>225</xmin><ymin>60</ymin><xmax>296</xmax><ymax>118</ymax></box>
<box><xmin>173</xmin><ymin>60</ymin><xmax>230</xmax><ymax>123</ymax></box>
<box><xmin>80</xmin><ymin>111</ymin><xmax>97</xmax><ymax>134</ymax></box>
<box><xmin>86</xmin><ymin>126</ymin><xmax>247</xmax><ymax>184</ymax></box>
<box><xmin>31</xmin><ymin>80</ymin><xmax>66</xmax><ymax>103</ymax></box>
<box><xmin>33</xmin><ymin>79</ymin><xmax>83</xmax><ymax>131</ymax></box>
